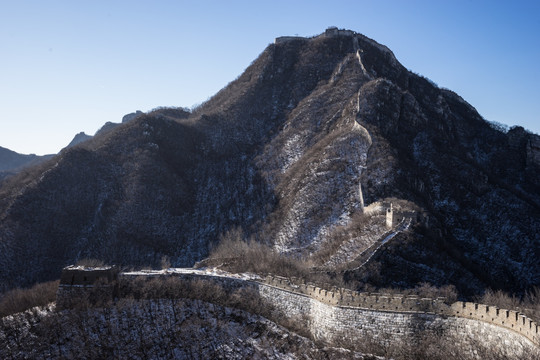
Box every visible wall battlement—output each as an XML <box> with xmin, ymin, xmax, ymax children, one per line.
<box><xmin>263</xmin><ymin>274</ymin><xmax>539</xmax><ymax>344</ymax></box>
<box><xmin>57</xmin><ymin>267</ymin><xmax>539</xmax><ymax>350</ymax></box>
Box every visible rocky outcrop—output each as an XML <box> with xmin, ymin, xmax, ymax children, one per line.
<box><xmin>66</xmin><ymin>132</ymin><xmax>92</xmax><ymax>148</ymax></box>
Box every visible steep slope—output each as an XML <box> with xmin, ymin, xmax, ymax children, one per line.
<box><xmin>349</xmin><ymin>74</ymin><xmax>540</xmax><ymax>295</ymax></box>
<box><xmin>1</xmin><ymin>302</ymin><xmax>369</xmax><ymax>359</ymax></box>
<box><xmin>0</xmin><ymin>29</ymin><xmax>538</xmax><ymax>298</ymax></box>
<box><xmin>0</xmin><ymin>115</ymin><xmax>202</xmax><ymax>290</ymax></box>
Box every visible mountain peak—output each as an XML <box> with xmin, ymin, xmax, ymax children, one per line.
<box><xmin>0</xmin><ymin>29</ymin><xmax>538</xmax><ymax>300</ymax></box>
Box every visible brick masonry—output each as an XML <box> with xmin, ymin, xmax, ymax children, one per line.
<box><xmin>57</xmin><ymin>268</ymin><xmax>539</xmax><ymax>357</ymax></box>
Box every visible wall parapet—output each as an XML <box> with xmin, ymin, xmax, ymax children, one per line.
<box><xmin>56</xmin><ymin>267</ymin><xmax>539</xmax><ymax>347</ymax></box>
<box><xmin>450</xmin><ymin>301</ymin><xmax>539</xmax><ymax>344</ymax></box>
<box><xmin>264</xmin><ymin>274</ymin><xmax>449</xmax><ymax>313</ymax></box>
<box><xmin>262</xmin><ymin>274</ymin><xmax>539</xmax><ymax>345</ymax></box>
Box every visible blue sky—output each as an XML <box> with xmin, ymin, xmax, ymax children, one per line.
<box><xmin>1</xmin><ymin>1</ymin><xmax>539</xmax><ymax>155</ymax></box>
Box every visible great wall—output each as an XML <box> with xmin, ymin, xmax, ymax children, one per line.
<box><xmin>44</xmin><ymin>27</ymin><xmax>540</xmax><ymax>358</ymax></box>
<box><xmin>274</xmin><ymin>26</ymin><xmax>356</xmax><ymax>44</ymax></box>
<box><xmin>57</xmin><ymin>266</ymin><xmax>539</xmax><ymax>357</ymax></box>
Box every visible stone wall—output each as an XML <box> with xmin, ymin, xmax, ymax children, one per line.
<box><xmin>57</xmin><ymin>268</ymin><xmax>539</xmax><ymax>356</ymax></box>
<box><xmin>259</xmin><ymin>275</ymin><xmax>538</xmax><ymax>357</ymax></box>
<box><xmin>274</xmin><ymin>36</ymin><xmax>307</xmax><ymax>44</ymax></box>
<box><xmin>57</xmin><ymin>265</ymin><xmax>118</xmax><ymax>309</ymax></box>
<box><xmin>324</xmin><ymin>27</ymin><xmax>355</xmax><ymax>37</ymax></box>
<box><xmin>274</xmin><ymin>28</ymin><xmax>357</xmax><ymax>45</ymax></box>
<box><xmin>263</xmin><ymin>275</ymin><xmax>539</xmax><ymax>344</ymax></box>
<box><xmin>384</xmin><ymin>203</ymin><xmax>418</xmax><ymax>228</ymax></box>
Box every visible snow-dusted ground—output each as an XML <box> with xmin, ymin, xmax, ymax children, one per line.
<box><xmin>1</xmin><ymin>300</ymin><xmax>375</xmax><ymax>360</ymax></box>
<box><xmin>122</xmin><ymin>267</ymin><xmax>262</xmax><ymax>281</ymax></box>
<box><xmin>323</xmin><ymin>215</ymin><xmax>389</xmax><ymax>268</ymax></box>
<box><xmin>347</xmin><ymin>218</ymin><xmax>411</xmax><ymax>271</ymax></box>
<box><xmin>64</xmin><ymin>265</ymin><xmax>114</xmax><ymax>271</ymax></box>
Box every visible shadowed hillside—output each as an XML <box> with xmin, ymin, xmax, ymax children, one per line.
<box><xmin>0</xmin><ymin>29</ymin><xmax>538</xmax><ymax>300</ymax></box>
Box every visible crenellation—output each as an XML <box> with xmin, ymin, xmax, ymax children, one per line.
<box><xmin>510</xmin><ymin>310</ymin><xmax>519</xmax><ymax>323</ymax></box>
<box><xmin>57</xmin><ymin>266</ymin><xmax>540</xmax><ymax>354</ymax></box>
<box><xmin>388</xmin><ymin>296</ymin><xmax>404</xmax><ymax>311</ymax></box>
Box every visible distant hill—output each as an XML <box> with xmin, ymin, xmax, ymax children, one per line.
<box><xmin>0</xmin><ymin>146</ymin><xmax>52</xmax><ymax>172</ymax></box>
<box><xmin>0</xmin><ymin>110</ymin><xmax>152</xmax><ymax>178</ymax></box>
<box><xmin>0</xmin><ymin>146</ymin><xmax>54</xmax><ymax>181</ymax></box>
<box><xmin>0</xmin><ymin>29</ymin><xmax>538</xmax><ymax>299</ymax></box>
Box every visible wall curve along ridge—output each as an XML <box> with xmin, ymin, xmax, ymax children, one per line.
<box><xmin>57</xmin><ymin>267</ymin><xmax>539</xmax><ymax>357</ymax></box>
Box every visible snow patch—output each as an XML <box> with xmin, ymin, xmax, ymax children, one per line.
<box><xmin>356</xmin><ymin>50</ymin><xmax>372</xmax><ymax>79</ymax></box>
<box><xmin>282</xmin><ymin>134</ymin><xmax>304</xmax><ymax>171</ymax></box>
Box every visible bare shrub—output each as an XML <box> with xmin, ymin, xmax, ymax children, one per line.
<box><xmin>477</xmin><ymin>287</ymin><xmax>540</xmax><ymax>323</ymax></box>
<box><xmin>476</xmin><ymin>289</ymin><xmax>521</xmax><ymax>312</ymax></box>
<box><xmin>119</xmin><ymin>275</ymin><xmax>276</xmax><ymax>322</ymax></box>
<box><xmin>0</xmin><ymin>280</ymin><xmax>59</xmax><ymax>317</ymax></box>
<box><xmin>523</xmin><ymin>286</ymin><xmax>540</xmax><ymax>322</ymax></box>
<box><xmin>207</xmin><ymin>227</ymin><xmax>316</xmax><ymax>281</ymax></box>
<box><xmin>413</xmin><ymin>282</ymin><xmax>458</xmax><ymax>303</ymax></box>
<box><xmin>310</xmin><ymin>211</ymin><xmax>371</xmax><ymax>265</ymax></box>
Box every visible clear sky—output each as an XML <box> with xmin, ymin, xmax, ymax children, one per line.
<box><xmin>1</xmin><ymin>0</ymin><xmax>539</xmax><ymax>155</ymax></box>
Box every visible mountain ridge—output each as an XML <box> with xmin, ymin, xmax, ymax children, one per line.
<box><xmin>0</xmin><ymin>29</ymin><xmax>538</xmax><ymax>298</ymax></box>
<box><xmin>0</xmin><ymin>109</ymin><xmax>155</xmax><ymax>179</ymax></box>
<box><xmin>0</xmin><ymin>146</ymin><xmax>54</xmax><ymax>182</ymax></box>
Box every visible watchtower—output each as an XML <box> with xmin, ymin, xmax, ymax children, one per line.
<box><xmin>386</xmin><ymin>203</ymin><xmax>393</xmax><ymax>228</ymax></box>
<box><xmin>57</xmin><ymin>265</ymin><xmax>119</xmax><ymax>308</ymax></box>
<box><xmin>60</xmin><ymin>265</ymin><xmax>118</xmax><ymax>286</ymax></box>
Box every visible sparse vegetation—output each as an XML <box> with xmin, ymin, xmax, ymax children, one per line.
<box><xmin>202</xmin><ymin>227</ymin><xmax>344</xmax><ymax>287</ymax></box>
<box><xmin>344</xmin><ymin>328</ymin><xmax>540</xmax><ymax>360</ymax></box>
<box><xmin>476</xmin><ymin>287</ymin><xmax>540</xmax><ymax>323</ymax></box>
<box><xmin>0</xmin><ymin>280</ymin><xmax>59</xmax><ymax>318</ymax></box>
<box><xmin>2</xmin><ymin>297</ymin><xmax>358</xmax><ymax>359</ymax></box>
